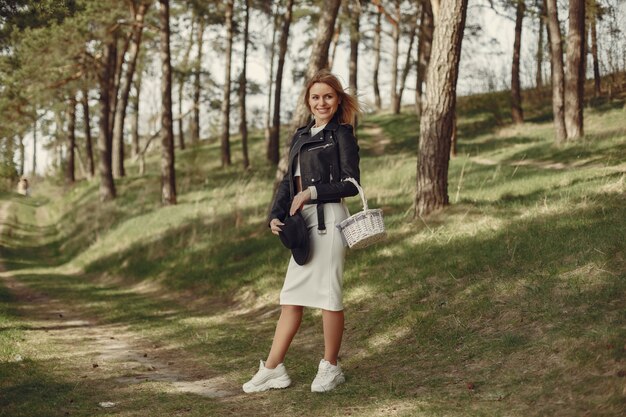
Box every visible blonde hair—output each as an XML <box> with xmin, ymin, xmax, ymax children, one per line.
<box><xmin>304</xmin><ymin>69</ymin><xmax>362</xmax><ymax>126</ymax></box>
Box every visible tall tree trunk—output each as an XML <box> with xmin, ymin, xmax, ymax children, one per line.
<box><xmin>220</xmin><ymin>0</ymin><xmax>234</xmax><ymax>167</ymax></box>
<box><xmin>264</xmin><ymin>5</ymin><xmax>279</xmax><ymax>156</ymax></box>
<box><xmin>159</xmin><ymin>0</ymin><xmax>177</xmax><ymax>204</ymax></box>
<box><xmin>589</xmin><ymin>6</ymin><xmax>601</xmax><ymax>97</ymax></box>
<box><xmin>373</xmin><ymin>9</ymin><xmax>382</xmax><ymax>110</ymax></box>
<box><xmin>416</xmin><ymin>0</ymin><xmax>434</xmax><ymax>115</ymax></box>
<box><xmin>536</xmin><ymin>2</ymin><xmax>545</xmax><ymax>88</ymax></box>
<box><xmin>390</xmin><ymin>1</ymin><xmax>401</xmax><ymax>114</ymax></box>
<box><xmin>397</xmin><ymin>19</ymin><xmax>418</xmax><ymax>114</ymax></box>
<box><xmin>18</xmin><ymin>134</ymin><xmax>25</xmax><ymax>176</ymax></box>
<box><xmin>110</xmin><ymin>33</ymin><xmax>131</xmax><ymax>176</ymax></box>
<box><xmin>564</xmin><ymin>0</ymin><xmax>585</xmax><ymax>140</ymax></box>
<box><xmin>268</xmin><ymin>0</ymin><xmax>295</xmax><ymax>165</ymax></box>
<box><xmin>511</xmin><ymin>0</ymin><xmax>525</xmax><ymax>124</ymax></box>
<box><xmin>31</xmin><ymin>114</ymin><xmax>37</xmax><ymax>176</ymax></box>
<box><xmin>545</xmin><ymin>0</ymin><xmax>567</xmax><ymax>144</ymax></box>
<box><xmin>178</xmin><ymin>17</ymin><xmax>194</xmax><ymax>151</ymax></box>
<box><xmin>348</xmin><ymin>0</ymin><xmax>360</xmax><ymax>95</ymax></box>
<box><xmin>82</xmin><ymin>88</ymin><xmax>95</xmax><ymax>178</ymax></box>
<box><xmin>328</xmin><ymin>21</ymin><xmax>342</xmax><ymax>70</ymax></box>
<box><xmin>131</xmin><ymin>67</ymin><xmax>142</xmax><ymax>159</ymax></box>
<box><xmin>239</xmin><ymin>0</ymin><xmax>250</xmax><ymax>170</ymax></box>
<box><xmin>98</xmin><ymin>40</ymin><xmax>117</xmax><ymax>201</ymax></box>
<box><xmin>112</xmin><ymin>2</ymin><xmax>148</xmax><ymax>179</ymax></box>
<box><xmin>414</xmin><ymin>0</ymin><xmax>468</xmax><ymax>217</ymax></box>
<box><xmin>66</xmin><ymin>95</ymin><xmax>77</xmax><ymax>183</ymax></box>
<box><xmin>191</xmin><ymin>16</ymin><xmax>205</xmax><ymax>144</ymax></box>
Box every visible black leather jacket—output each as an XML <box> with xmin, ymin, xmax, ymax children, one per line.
<box><xmin>269</xmin><ymin>116</ymin><xmax>360</xmax><ymax>222</ymax></box>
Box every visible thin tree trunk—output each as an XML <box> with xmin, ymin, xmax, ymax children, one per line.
<box><xmin>159</xmin><ymin>0</ymin><xmax>176</xmax><ymax>204</ymax></box>
<box><xmin>348</xmin><ymin>0</ymin><xmax>360</xmax><ymax>95</ymax></box>
<box><xmin>373</xmin><ymin>9</ymin><xmax>382</xmax><ymax>110</ymax></box>
<box><xmin>110</xmin><ymin>33</ymin><xmax>131</xmax><ymax>175</ymax></box>
<box><xmin>178</xmin><ymin>17</ymin><xmax>194</xmax><ymax>151</ymax></box>
<box><xmin>536</xmin><ymin>2</ymin><xmax>545</xmax><ymax>88</ymax></box>
<box><xmin>239</xmin><ymin>0</ymin><xmax>250</xmax><ymax>170</ymax></box>
<box><xmin>220</xmin><ymin>0</ymin><xmax>234</xmax><ymax>167</ymax></box>
<box><xmin>268</xmin><ymin>0</ymin><xmax>295</xmax><ymax>165</ymax></box>
<box><xmin>112</xmin><ymin>2</ymin><xmax>148</xmax><ymax>179</ymax></box>
<box><xmin>264</xmin><ymin>4</ymin><xmax>279</xmax><ymax>155</ymax></box>
<box><xmin>31</xmin><ymin>114</ymin><xmax>37</xmax><ymax>176</ymax></box>
<box><xmin>416</xmin><ymin>0</ymin><xmax>434</xmax><ymax>115</ymax></box>
<box><xmin>511</xmin><ymin>0</ymin><xmax>525</xmax><ymax>124</ymax></box>
<box><xmin>131</xmin><ymin>67</ymin><xmax>142</xmax><ymax>159</ymax></box>
<box><xmin>328</xmin><ymin>21</ymin><xmax>342</xmax><ymax>70</ymax></box>
<box><xmin>414</xmin><ymin>0</ymin><xmax>468</xmax><ymax>217</ymax></box>
<box><xmin>390</xmin><ymin>0</ymin><xmax>401</xmax><ymax>114</ymax></box>
<box><xmin>18</xmin><ymin>134</ymin><xmax>25</xmax><ymax>176</ymax></box>
<box><xmin>191</xmin><ymin>16</ymin><xmax>205</xmax><ymax>144</ymax></box>
<box><xmin>590</xmin><ymin>5</ymin><xmax>601</xmax><ymax>97</ymax></box>
<box><xmin>82</xmin><ymin>89</ymin><xmax>95</xmax><ymax>178</ymax></box>
<box><xmin>564</xmin><ymin>0</ymin><xmax>585</xmax><ymax>140</ymax></box>
<box><xmin>98</xmin><ymin>40</ymin><xmax>117</xmax><ymax>201</ymax></box>
<box><xmin>545</xmin><ymin>0</ymin><xmax>567</xmax><ymax>144</ymax></box>
<box><xmin>397</xmin><ymin>18</ymin><xmax>418</xmax><ymax>113</ymax></box>
<box><xmin>275</xmin><ymin>0</ymin><xmax>342</xmax><ymax>187</ymax></box>
<box><xmin>66</xmin><ymin>95</ymin><xmax>77</xmax><ymax>183</ymax></box>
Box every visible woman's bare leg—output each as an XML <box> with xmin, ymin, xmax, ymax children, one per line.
<box><xmin>322</xmin><ymin>309</ymin><xmax>344</xmax><ymax>365</ymax></box>
<box><xmin>265</xmin><ymin>305</ymin><xmax>304</xmax><ymax>369</ymax></box>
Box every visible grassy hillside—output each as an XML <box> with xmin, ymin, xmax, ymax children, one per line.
<box><xmin>1</xmin><ymin>90</ymin><xmax>625</xmax><ymax>417</ymax></box>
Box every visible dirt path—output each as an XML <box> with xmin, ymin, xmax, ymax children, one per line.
<box><xmin>0</xmin><ymin>201</ymin><xmax>238</xmax><ymax>403</ymax></box>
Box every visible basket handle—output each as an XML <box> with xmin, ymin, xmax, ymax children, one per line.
<box><xmin>343</xmin><ymin>177</ymin><xmax>368</xmax><ymax>211</ymax></box>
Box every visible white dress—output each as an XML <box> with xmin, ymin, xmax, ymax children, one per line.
<box><xmin>279</xmin><ymin>202</ymin><xmax>349</xmax><ymax>311</ymax></box>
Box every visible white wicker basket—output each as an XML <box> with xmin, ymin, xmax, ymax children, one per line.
<box><xmin>337</xmin><ymin>178</ymin><xmax>386</xmax><ymax>249</ymax></box>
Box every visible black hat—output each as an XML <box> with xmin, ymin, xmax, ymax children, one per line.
<box><xmin>278</xmin><ymin>213</ymin><xmax>311</xmax><ymax>265</ymax></box>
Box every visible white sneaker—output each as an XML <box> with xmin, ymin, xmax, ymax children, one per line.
<box><xmin>242</xmin><ymin>360</ymin><xmax>291</xmax><ymax>393</ymax></box>
<box><xmin>311</xmin><ymin>359</ymin><xmax>345</xmax><ymax>392</ymax></box>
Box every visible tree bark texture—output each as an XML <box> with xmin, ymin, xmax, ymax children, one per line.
<box><xmin>536</xmin><ymin>2</ymin><xmax>545</xmax><ymax>88</ymax></box>
<box><xmin>414</xmin><ymin>0</ymin><xmax>468</xmax><ymax>217</ymax></box>
<box><xmin>220</xmin><ymin>0</ymin><xmax>234</xmax><ymax>167</ymax></box>
<box><xmin>397</xmin><ymin>18</ymin><xmax>417</xmax><ymax>114</ymax></box>
<box><xmin>511</xmin><ymin>0</ymin><xmax>525</xmax><ymax>124</ymax></box>
<box><xmin>66</xmin><ymin>95</ymin><xmax>77</xmax><ymax>183</ymax></box>
<box><xmin>18</xmin><ymin>134</ymin><xmax>25</xmax><ymax>176</ymax></box>
<box><xmin>373</xmin><ymin>9</ymin><xmax>382</xmax><ymax>110</ymax></box>
<box><xmin>390</xmin><ymin>1</ymin><xmax>401</xmax><ymax>114</ymax></box>
<box><xmin>178</xmin><ymin>17</ymin><xmax>195</xmax><ymax>151</ymax></box>
<box><xmin>98</xmin><ymin>40</ymin><xmax>117</xmax><ymax>201</ymax></box>
<box><xmin>112</xmin><ymin>2</ymin><xmax>148</xmax><ymax>178</ymax></box>
<box><xmin>416</xmin><ymin>0</ymin><xmax>434</xmax><ymax>115</ymax></box>
<box><xmin>564</xmin><ymin>0</ymin><xmax>585</xmax><ymax>140</ymax></box>
<box><xmin>31</xmin><ymin>116</ymin><xmax>37</xmax><ymax>175</ymax></box>
<box><xmin>589</xmin><ymin>8</ymin><xmax>601</xmax><ymax>97</ymax></box>
<box><xmin>110</xmin><ymin>33</ymin><xmax>131</xmax><ymax>175</ymax></box>
<box><xmin>239</xmin><ymin>0</ymin><xmax>250</xmax><ymax>170</ymax></box>
<box><xmin>268</xmin><ymin>0</ymin><xmax>294</xmax><ymax>165</ymax></box>
<box><xmin>328</xmin><ymin>20</ymin><xmax>342</xmax><ymax>70</ymax></box>
<box><xmin>545</xmin><ymin>0</ymin><xmax>567</xmax><ymax>143</ymax></box>
<box><xmin>131</xmin><ymin>69</ymin><xmax>142</xmax><ymax>159</ymax></box>
<box><xmin>191</xmin><ymin>16</ymin><xmax>205</xmax><ymax>144</ymax></box>
<box><xmin>348</xmin><ymin>0</ymin><xmax>360</xmax><ymax>95</ymax></box>
<box><xmin>82</xmin><ymin>89</ymin><xmax>94</xmax><ymax>178</ymax></box>
<box><xmin>264</xmin><ymin>5</ymin><xmax>279</xmax><ymax>156</ymax></box>
<box><xmin>159</xmin><ymin>0</ymin><xmax>177</xmax><ymax>204</ymax></box>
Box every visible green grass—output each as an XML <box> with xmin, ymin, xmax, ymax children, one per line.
<box><xmin>1</xmin><ymin>90</ymin><xmax>625</xmax><ymax>416</ymax></box>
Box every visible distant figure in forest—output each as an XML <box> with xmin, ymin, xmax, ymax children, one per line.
<box><xmin>17</xmin><ymin>177</ymin><xmax>30</xmax><ymax>196</ymax></box>
<box><xmin>243</xmin><ymin>70</ymin><xmax>362</xmax><ymax>393</ymax></box>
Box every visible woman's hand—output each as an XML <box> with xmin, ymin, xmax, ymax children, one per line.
<box><xmin>289</xmin><ymin>188</ymin><xmax>312</xmax><ymax>216</ymax></box>
<box><xmin>269</xmin><ymin>218</ymin><xmax>284</xmax><ymax>236</ymax></box>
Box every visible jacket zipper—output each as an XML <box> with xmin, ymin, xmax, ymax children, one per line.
<box><xmin>307</xmin><ymin>143</ymin><xmax>333</xmax><ymax>152</ymax></box>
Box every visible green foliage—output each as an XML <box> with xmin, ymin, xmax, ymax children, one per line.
<box><xmin>0</xmin><ymin>91</ymin><xmax>625</xmax><ymax>416</ymax></box>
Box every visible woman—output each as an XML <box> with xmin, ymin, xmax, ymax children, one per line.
<box><xmin>243</xmin><ymin>69</ymin><xmax>361</xmax><ymax>393</ymax></box>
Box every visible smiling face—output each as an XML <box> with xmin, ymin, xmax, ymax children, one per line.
<box><xmin>307</xmin><ymin>82</ymin><xmax>341</xmax><ymax>126</ymax></box>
